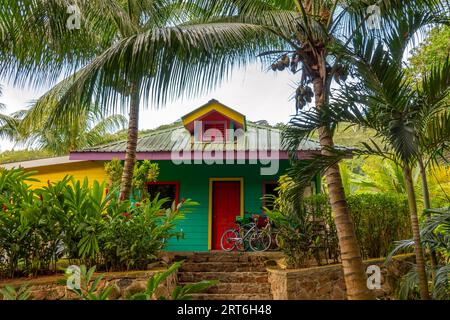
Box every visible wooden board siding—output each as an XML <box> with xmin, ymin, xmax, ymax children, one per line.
<box><xmin>22</xmin><ymin>161</ymin><xmax>107</xmax><ymax>188</ymax></box>
<box><xmin>154</xmin><ymin>160</ymin><xmax>292</xmax><ymax>252</ymax></box>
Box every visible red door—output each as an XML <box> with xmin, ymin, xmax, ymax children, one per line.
<box><xmin>212</xmin><ymin>181</ymin><xmax>241</xmax><ymax>250</ymax></box>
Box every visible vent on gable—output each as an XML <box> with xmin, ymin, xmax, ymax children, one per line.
<box><xmin>202</xmin><ymin>122</ymin><xmax>227</xmax><ymax>142</ymax></box>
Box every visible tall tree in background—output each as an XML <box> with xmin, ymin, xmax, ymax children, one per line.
<box><xmin>21</xmin><ymin>108</ymin><xmax>127</xmax><ymax>155</ymax></box>
<box><xmin>0</xmin><ymin>0</ymin><xmax>275</xmax><ymax>200</ymax></box>
<box><xmin>189</xmin><ymin>0</ymin><xmax>446</xmax><ymax>299</ymax></box>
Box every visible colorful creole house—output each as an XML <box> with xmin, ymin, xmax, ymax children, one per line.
<box><xmin>3</xmin><ymin>100</ymin><xmax>326</xmax><ymax>251</ymax></box>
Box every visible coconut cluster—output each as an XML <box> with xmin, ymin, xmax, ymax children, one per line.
<box><xmin>295</xmin><ymin>85</ymin><xmax>314</xmax><ymax>112</ymax></box>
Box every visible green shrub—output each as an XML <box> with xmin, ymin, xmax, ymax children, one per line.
<box><xmin>0</xmin><ymin>168</ymin><xmax>191</xmax><ymax>278</ymax></box>
<box><xmin>302</xmin><ymin>193</ymin><xmax>411</xmax><ymax>259</ymax></box>
<box><xmin>347</xmin><ymin>193</ymin><xmax>411</xmax><ymax>258</ymax></box>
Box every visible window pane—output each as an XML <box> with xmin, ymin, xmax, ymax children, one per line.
<box><xmin>148</xmin><ymin>183</ymin><xmax>177</xmax><ymax>209</ymax></box>
<box><xmin>263</xmin><ymin>182</ymin><xmax>279</xmax><ymax>211</ymax></box>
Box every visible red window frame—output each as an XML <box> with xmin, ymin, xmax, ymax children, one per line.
<box><xmin>146</xmin><ymin>181</ymin><xmax>180</xmax><ymax>207</ymax></box>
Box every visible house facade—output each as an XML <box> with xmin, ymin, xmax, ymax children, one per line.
<box><xmin>70</xmin><ymin>100</ymin><xmax>323</xmax><ymax>251</ymax></box>
<box><xmin>2</xmin><ymin>100</ymin><xmax>323</xmax><ymax>252</ymax></box>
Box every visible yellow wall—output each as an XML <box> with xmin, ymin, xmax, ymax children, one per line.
<box><xmin>25</xmin><ymin>161</ymin><xmax>107</xmax><ymax>188</ymax></box>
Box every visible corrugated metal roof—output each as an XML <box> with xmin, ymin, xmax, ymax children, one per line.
<box><xmin>76</xmin><ymin>122</ymin><xmax>322</xmax><ymax>153</ymax></box>
<box><xmin>1</xmin><ymin>156</ymin><xmax>87</xmax><ymax>169</ymax></box>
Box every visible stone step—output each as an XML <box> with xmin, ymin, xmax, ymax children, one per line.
<box><xmin>188</xmin><ymin>293</ymin><xmax>273</xmax><ymax>300</ymax></box>
<box><xmin>179</xmin><ymin>262</ymin><xmax>267</xmax><ymax>272</ymax></box>
<box><xmin>178</xmin><ymin>272</ymin><xmax>269</xmax><ymax>284</ymax></box>
<box><xmin>168</xmin><ymin>252</ymin><xmax>283</xmax><ymax>264</ymax></box>
<box><xmin>180</xmin><ymin>282</ymin><xmax>272</xmax><ymax>294</ymax></box>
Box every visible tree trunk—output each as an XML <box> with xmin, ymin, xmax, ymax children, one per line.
<box><xmin>403</xmin><ymin>162</ymin><xmax>430</xmax><ymax>300</ymax></box>
<box><xmin>313</xmin><ymin>77</ymin><xmax>374</xmax><ymax>300</ymax></box>
<box><xmin>418</xmin><ymin>157</ymin><xmax>438</xmax><ymax>278</ymax></box>
<box><xmin>119</xmin><ymin>82</ymin><xmax>140</xmax><ymax>201</ymax></box>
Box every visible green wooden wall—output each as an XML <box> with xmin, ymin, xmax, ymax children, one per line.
<box><xmin>153</xmin><ymin>160</ymin><xmax>293</xmax><ymax>251</ymax></box>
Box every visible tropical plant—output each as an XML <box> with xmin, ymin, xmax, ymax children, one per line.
<box><xmin>264</xmin><ymin>175</ymin><xmax>328</xmax><ymax>268</ymax></box>
<box><xmin>284</xmin><ymin>1</ymin><xmax>449</xmax><ymax>296</ymax></box>
<box><xmin>0</xmin><ymin>168</ymin><xmax>190</xmax><ymax>277</ymax></box>
<box><xmin>0</xmin><ymin>0</ymin><xmax>272</xmax><ymax>202</ymax></box>
<box><xmin>408</xmin><ymin>25</ymin><xmax>450</xmax><ymax>81</ymax></box>
<box><xmin>64</xmin><ymin>265</ymin><xmax>116</xmax><ymax>300</ymax></box>
<box><xmin>0</xmin><ymin>284</ymin><xmax>32</xmax><ymax>300</ymax></box>
<box><xmin>266</xmin><ymin>174</ymin><xmax>411</xmax><ymax>266</ymax></box>
<box><xmin>132</xmin><ymin>160</ymin><xmax>160</xmax><ymax>200</ymax></box>
<box><xmin>105</xmin><ymin>159</ymin><xmax>160</xmax><ymax>201</ymax></box>
<box><xmin>130</xmin><ymin>261</ymin><xmax>218</xmax><ymax>300</ymax></box>
<box><xmin>100</xmin><ymin>195</ymin><xmax>190</xmax><ymax>271</ymax></box>
<box><xmin>387</xmin><ymin>207</ymin><xmax>450</xmax><ymax>300</ymax></box>
<box><xmin>192</xmin><ymin>0</ymin><xmax>447</xmax><ymax>300</ymax></box>
<box><xmin>20</xmin><ymin>108</ymin><xmax>127</xmax><ymax>155</ymax></box>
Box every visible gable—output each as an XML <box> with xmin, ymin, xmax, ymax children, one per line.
<box><xmin>181</xmin><ymin>99</ymin><xmax>246</xmax><ymax>134</ymax></box>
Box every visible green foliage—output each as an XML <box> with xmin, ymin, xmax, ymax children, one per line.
<box><xmin>266</xmin><ymin>174</ymin><xmax>411</xmax><ymax>265</ymax></box>
<box><xmin>132</xmin><ymin>160</ymin><xmax>160</xmax><ymax>200</ymax></box>
<box><xmin>306</xmin><ymin>193</ymin><xmax>411</xmax><ymax>260</ymax></box>
<box><xmin>347</xmin><ymin>193</ymin><xmax>411</xmax><ymax>258</ymax></box>
<box><xmin>265</xmin><ymin>175</ymin><xmax>339</xmax><ymax>268</ymax></box>
<box><xmin>408</xmin><ymin>25</ymin><xmax>450</xmax><ymax>81</ymax></box>
<box><xmin>101</xmin><ymin>195</ymin><xmax>189</xmax><ymax>271</ymax></box>
<box><xmin>0</xmin><ymin>168</ymin><xmax>190</xmax><ymax>278</ymax></box>
<box><xmin>0</xmin><ymin>149</ymin><xmax>55</xmax><ymax>164</ymax></box>
<box><xmin>130</xmin><ymin>261</ymin><xmax>218</xmax><ymax>300</ymax></box>
<box><xmin>105</xmin><ymin>159</ymin><xmax>160</xmax><ymax>201</ymax></box>
<box><xmin>0</xmin><ymin>284</ymin><xmax>32</xmax><ymax>300</ymax></box>
<box><xmin>389</xmin><ymin>206</ymin><xmax>450</xmax><ymax>300</ymax></box>
<box><xmin>65</xmin><ymin>265</ymin><xmax>115</xmax><ymax>300</ymax></box>
<box><xmin>104</xmin><ymin>158</ymin><xmax>124</xmax><ymax>190</ymax></box>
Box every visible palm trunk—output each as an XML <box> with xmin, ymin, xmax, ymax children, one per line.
<box><xmin>119</xmin><ymin>82</ymin><xmax>140</xmax><ymax>201</ymax></box>
<box><xmin>402</xmin><ymin>162</ymin><xmax>430</xmax><ymax>300</ymax></box>
<box><xmin>313</xmin><ymin>77</ymin><xmax>374</xmax><ymax>300</ymax></box>
<box><xmin>418</xmin><ymin>157</ymin><xmax>438</xmax><ymax>278</ymax></box>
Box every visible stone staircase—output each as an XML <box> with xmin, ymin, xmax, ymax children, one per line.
<box><xmin>168</xmin><ymin>251</ymin><xmax>282</xmax><ymax>300</ymax></box>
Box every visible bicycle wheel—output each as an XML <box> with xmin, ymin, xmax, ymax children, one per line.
<box><xmin>249</xmin><ymin>230</ymin><xmax>272</xmax><ymax>252</ymax></box>
<box><xmin>220</xmin><ymin>229</ymin><xmax>239</xmax><ymax>251</ymax></box>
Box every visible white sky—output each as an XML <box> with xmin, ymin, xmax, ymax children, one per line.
<box><xmin>0</xmin><ymin>62</ymin><xmax>300</xmax><ymax>152</ymax></box>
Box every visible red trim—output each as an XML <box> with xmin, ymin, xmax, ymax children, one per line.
<box><xmin>70</xmin><ymin>150</ymin><xmax>325</xmax><ymax>161</ymax></box>
<box><xmin>146</xmin><ymin>181</ymin><xmax>180</xmax><ymax>206</ymax></box>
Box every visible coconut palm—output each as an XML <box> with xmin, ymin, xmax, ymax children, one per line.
<box><xmin>1</xmin><ymin>0</ymin><xmax>446</xmax><ymax>299</ymax></box>
<box><xmin>20</xmin><ymin>109</ymin><xmax>127</xmax><ymax>155</ymax></box>
<box><xmin>188</xmin><ymin>0</ymin><xmax>446</xmax><ymax>300</ymax></box>
<box><xmin>286</xmin><ymin>33</ymin><xmax>450</xmax><ymax>299</ymax></box>
<box><xmin>0</xmin><ymin>0</ymin><xmax>277</xmax><ymax>200</ymax></box>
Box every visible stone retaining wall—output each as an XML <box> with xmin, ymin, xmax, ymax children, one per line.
<box><xmin>268</xmin><ymin>254</ymin><xmax>414</xmax><ymax>300</ymax></box>
<box><xmin>0</xmin><ymin>269</ymin><xmax>177</xmax><ymax>300</ymax></box>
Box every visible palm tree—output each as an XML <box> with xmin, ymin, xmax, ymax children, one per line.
<box><xmin>288</xmin><ymin>34</ymin><xmax>449</xmax><ymax>299</ymax></box>
<box><xmin>188</xmin><ymin>0</ymin><xmax>446</xmax><ymax>299</ymax></box>
<box><xmin>20</xmin><ymin>109</ymin><xmax>127</xmax><ymax>155</ymax></box>
<box><xmin>2</xmin><ymin>0</ymin><xmax>446</xmax><ymax>299</ymax></box>
<box><xmin>0</xmin><ymin>0</ymin><xmax>276</xmax><ymax>200</ymax></box>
